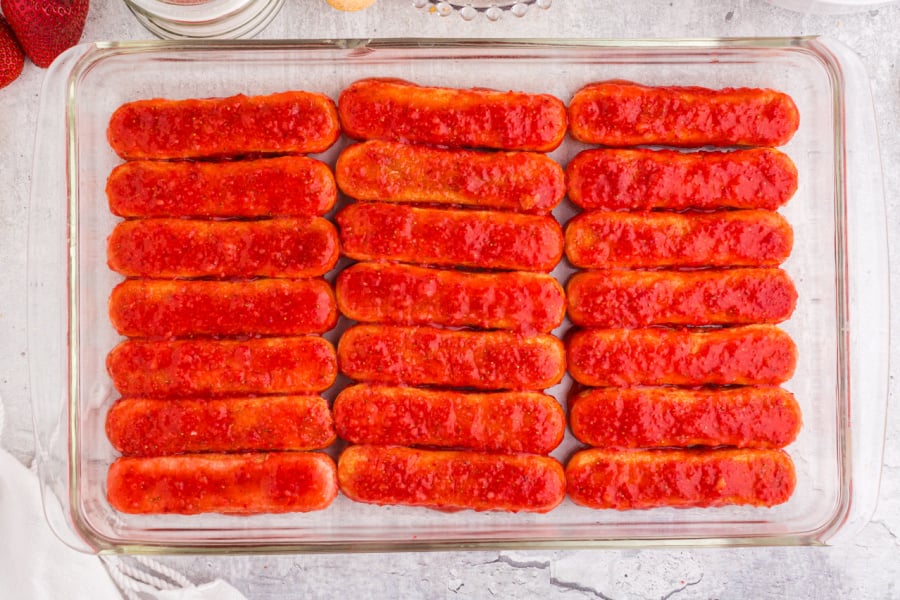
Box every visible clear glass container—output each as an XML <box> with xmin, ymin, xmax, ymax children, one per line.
<box><xmin>28</xmin><ymin>38</ymin><xmax>889</xmax><ymax>553</ymax></box>
<box><xmin>413</xmin><ymin>0</ymin><xmax>551</xmax><ymax>20</ymax></box>
<box><xmin>123</xmin><ymin>0</ymin><xmax>284</xmax><ymax>39</ymax></box>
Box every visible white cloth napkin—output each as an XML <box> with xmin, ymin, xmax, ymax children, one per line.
<box><xmin>102</xmin><ymin>557</ymin><xmax>249</xmax><ymax>600</ymax></box>
<box><xmin>0</xmin><ymin>446</ymin><xmax>123</xmax><ymax>599</ymax></box>
<box><xmin>0</xmin><ymin>397</ymin><xmax>247</xmax><ymax>600</ymax></box>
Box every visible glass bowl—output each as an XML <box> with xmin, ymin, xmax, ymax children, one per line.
<box><xmin>123</xmin><ymin>0</ymin><xmax>285</xmax><ymax>39</ymax></box>
<box><xmin>413</xmin><ymin>0</ymin><xmax>552</xmax><ymax>20</ymax></box>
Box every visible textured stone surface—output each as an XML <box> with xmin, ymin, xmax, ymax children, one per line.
<box><xmin>1</xmin><ymin>0</ymin><xmax>898</xmax><ymax>597</ymax></box>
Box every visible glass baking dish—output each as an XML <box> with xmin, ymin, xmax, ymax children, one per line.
<box><xmin>27</xmin><ymin>38</ymin><xmax>889</xmax><ymax>553</ymax></box>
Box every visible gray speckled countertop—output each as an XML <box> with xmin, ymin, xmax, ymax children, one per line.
<box><xmin>1</xmin><ymin>0</ymin><xmax>897</xmax><ymax>597</ymax></box>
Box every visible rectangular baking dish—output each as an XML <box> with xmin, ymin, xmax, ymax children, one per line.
<box><xmin>27</xmin><ymin>38</ymin><xmax>889</xmax><ymax>552</ymax></box>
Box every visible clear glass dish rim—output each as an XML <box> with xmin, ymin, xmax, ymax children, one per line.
<box><xmin>29</xmin><ymin>36</ymin><xmax>890</xmax><ymax>554</ymax></box>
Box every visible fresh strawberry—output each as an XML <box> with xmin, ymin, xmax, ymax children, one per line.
<box><xmin>1</xmin><ymin>0</ymin><xmax>89</xmax><ymax>68</ymax></box>
<box><xmin>0</xmin><ymin>16</ymin><xmax>24</xmax><ymax>89</ymax></box>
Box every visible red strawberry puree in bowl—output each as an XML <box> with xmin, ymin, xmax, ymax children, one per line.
<box><xmin>123</xmin><ymin>0</ymin><xmax>284</xmax><ymax>38</ymax></box>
